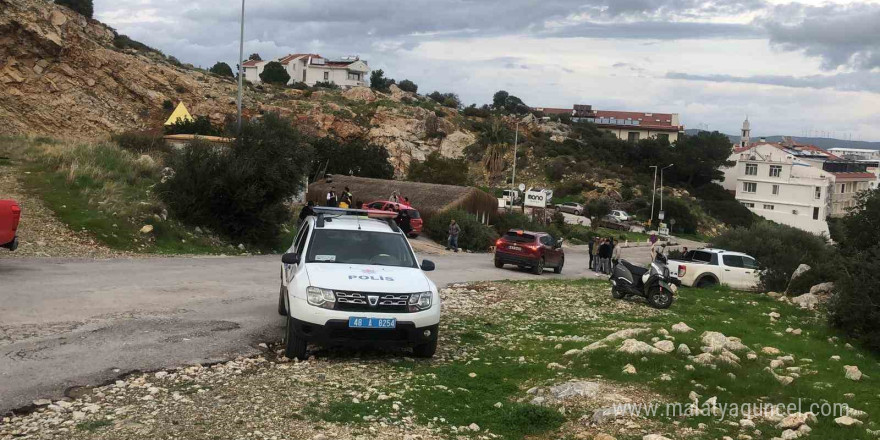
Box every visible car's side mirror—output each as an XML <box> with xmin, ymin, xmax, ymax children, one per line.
<box><xmin>421</xmin><ymin>259</ymin><xmax>435</xmax><ymax>272</ymax></box>
<box><xmin>281</xmin><ymin>253</ymin><xmax>299</xmax><ymax>265</ymax></box>
<box><xmin>555</xmin><ymin>239</ymin><xmax>564</xmax><ymax>248</ymax></box>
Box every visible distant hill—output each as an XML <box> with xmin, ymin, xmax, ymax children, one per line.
<box><xmin>684</xmin><ymin>129</ymin><xmax>880</xmax><ymax>151</ymax></box>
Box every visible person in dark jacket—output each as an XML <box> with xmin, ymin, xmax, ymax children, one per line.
<box><xmin>588</xmin><ymin>237</ymin><xmax>596</xmax><ymax>271</ymax></box>
<box><xmin>298</xmin><ymin>201</ymin><xmax>315</xmax><ymax>221</ymax></box>
<box><xmin>395</xmin><ymin>209</ymin><xmax>412</xmax><ymax>236</ymax></box>
<box><xmin>326</xmin><ymin>187</ymin><xmax>338</xmax><ymax>207</ymax></box>
<box><xmin>598</xmin><ymin>239</ymin><xmax>612</xmax><ymax>274</ymax></box>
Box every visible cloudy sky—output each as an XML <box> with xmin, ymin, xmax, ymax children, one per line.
<box><xmin>95</xmin><ymin>0</ymin><xmax>880</xmax><ymax>141</ymax></box>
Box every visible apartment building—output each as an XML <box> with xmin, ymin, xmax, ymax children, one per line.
<box><xmin>533</xmin><ymin>104</ymin><xmax>685</xmax><ymax>142</ymax></box>
<box><xmin>242</xmin><ymin>54</ymin><xmax>369</xmax><ymax>88</ymax></box>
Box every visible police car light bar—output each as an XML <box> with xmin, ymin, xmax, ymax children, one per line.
<box><xmin>311</xmin><ymin>207</ymin><xmax>398</xmax><ymax>219</ymax></box>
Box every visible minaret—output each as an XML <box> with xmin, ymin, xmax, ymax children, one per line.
<box><xmin>740</xmin><ymin>116</ymin><xmax>751</xmax><ymax>148</ymax></box>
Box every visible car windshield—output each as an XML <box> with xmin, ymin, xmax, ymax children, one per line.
<box><xmin>306</xmin><ymin>229</ymin><xmax>417</xmax><ymax>268</ymax></box>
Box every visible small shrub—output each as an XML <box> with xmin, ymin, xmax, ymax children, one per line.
<box><xmin>113</xmin><ymin>34</ymin><xmax>158</xmax><ymax>53</ymax></box>
<box><xmin>407</xmin><ymin>151</ymin><xmax>470</xmax><ymax>185</ymax></box>
<box><xmin>425</xmin><ymin>209</ymin><xmax>497</xmax><ymax>252</ymax></box>
<box><xmin>164</xmin><ymin>115</ymin><xmax>222</xmax><ymax>136</ymax></box>
<box><xmin>313</xmin><ymin>81</ymin><xmax>339</xmax><ymax>89</ymax></box>
<box><xmin>710</xmin><ymin>221</ymin><xmax>835</xmax><ymax>292</ymax></box>
<box><xmin>111</xmin><ymin>131</ymin><xmax>169</xmax><ymax>155</ymax></box>
<box><xmin>208</xmin><ymin>62</ymin><xmax>234</xmax><ymax>78</ymax></box>
<box><xmin>397</xmin><ymin>79</ymin><xmax>418</xmax><ymax>93</ymax></box>
<box><xmin>369</xmin><ymin>69</ymin><xmax>394</xmax><ymax>92</ymax></box>
<box><xmin>162</xmin><ymin>100</ymin><xmax>174</xmax><ymax>111</ymax></box>
<box><xmin>56</xmin><ymin>0</ymin><xmax>93</xmax><ymax>18</ymax></box>
<box><xmin>493</xmin><ymin>211</ymin><xmax>546</xmax><ymax>236</ymax></box>
<box><xmin>167</xmin><ymin>56</ymin><xmax>183</xmax><ymax>68</ymax></box>
<box><xmin>462</xmin><ymin>104</ymin><xmax>491</xmax><ymax>118</ymax></box>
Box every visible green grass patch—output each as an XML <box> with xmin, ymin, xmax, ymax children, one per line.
<box><xmin>75</xmin><ymin>419</ymin><xmax>112</xmax><ymax>431</ymax></box>
<box><xmin>320</xmin><ymin>279</ymin><xmax>879</xmax><ymax>439</ymax></box>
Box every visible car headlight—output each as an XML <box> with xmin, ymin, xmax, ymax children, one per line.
<box><xmin>408</xmin><ymin>291</ymin><xmax>433</xmax><ymax>312</ymax></box>
<box><xmin>306</xmin><ymin>286</ymin><xmax>336</xmax><ymax>309</ymax></box>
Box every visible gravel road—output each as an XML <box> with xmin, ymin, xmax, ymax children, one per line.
<box><xmin>2</xmin><ymin>246</ymin><xmax>642</xmax><ymax>414</ymax></box>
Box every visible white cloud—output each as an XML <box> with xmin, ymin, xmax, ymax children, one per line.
<box><xmin>93</xmin><ymin>0</ymin><xmax>880</xmax><ymax>140</ymax></box>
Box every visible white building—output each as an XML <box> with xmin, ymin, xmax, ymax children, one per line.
<box><xmin>828</xmin><ymin>148</ymin><xmax>880</xmax><ymax>161</ymax></box>
<box><xmin>242</xmin><ymin>54</ymin><xmax>369</xmax><ymax>88</ymax></box>
<box><xmin>727</xmin><ymin>143</ymin><xmax>834</xmax><ymax>236</ymax></box>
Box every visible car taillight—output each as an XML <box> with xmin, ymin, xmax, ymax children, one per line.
<box><xmin>678</xmin><ymin>265</ymin><xmax>686</xmax><ymax>278</ymax></box>
<box><xmin>495</xmin><ymin>239</ymin><xmax>504</xmax><ymax>248</ymax></box>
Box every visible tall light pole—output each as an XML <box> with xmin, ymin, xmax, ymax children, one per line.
<box><xmin>236</xmin><ymin>0</ymin><xmax>245</xmax><ymax>134</ymax></box>
<box><xmin>660</xmin><ymin>164</ymin><xmax>674</xmax><ymax>213</ymax></box>
<box><xmin>649</xmin><ymin>165</ymin><xmax>658</xmax><ymax>227</ymax></box>
<box><xmin>510</xmin><ymin>120</ymin><xmax>520</xmax><ymax>212</ymax></box>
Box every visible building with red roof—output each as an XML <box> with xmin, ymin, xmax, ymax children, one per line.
<box><xmin>532</xmin><ymin>104</ymin><xmax>684</xmax><ymax>142</ymax></box>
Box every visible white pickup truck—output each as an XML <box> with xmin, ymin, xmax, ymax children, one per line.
<box><xmin>669</xmin><ymin>248</ymin><xmax>760</xmax><ymax>290</ymax></box>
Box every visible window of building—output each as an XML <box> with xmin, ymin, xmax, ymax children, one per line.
<box><xmin>627</xmin><ymin>132</ymin><xmax>640</xmax><ymax>143</ymax></box>
<box><xmin>745</xmin><ymin>163</ymin><xmax>758</xmax><ymax>176</ymax></box>
<box><xmin>763</xmin><ymin>204</ymin><xmax>774</xmax><ymax>210</ymax></box>
<box><xmin>742</xmin><ymin>202</ymin><xmax>755</xmax><ymax>208</ymax></box>
<box><xmin>302</xmin><ymin>70</ymin><xmax>306</xmax><ymax>82</ymax></box>
<box><xmin>815</xmin><ymin>186</ymin><xmax>822</xmax><ymax>199</ymax></box>
<box><xmin>813</xmin><ymin>207</ymin><xmax>820</xmax><ymax>220</ymax></box>
<box><xmin>772</xmin><ymin>184</ymin><xmax>779</xmax><ymax>195</ymax></box>
<box><xmin>840</xmin><ymin>183</ymin><xmax>846</xmax><ymax>193</ymax></box>
<box><xmin>657</xmin><ymin>133</ymin><xmax>669</xmax><ymax>142</ymax></box>
<box><xmin>743</xmin><ymin>182</ymin><xmax>757</xmax><ymax>193</ymax></box>
<box><xmin>347</xmin><ymin>72</ymin><xmax>361</xmax><ymax>81</ymax></box>
<box><xmin>769</xmin><ymin>165</ymin><xmax>782</xmax><ymax>177</ymax></box>
<box><xmin>323</xmin><ymin>71</ymin><xmax>329</xmax><ymax>81</ymax></box>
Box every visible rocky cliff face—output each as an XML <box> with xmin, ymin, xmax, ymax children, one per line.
<box><xmin>0</xmin><ymin>0</ymin><xmax>237</xmax><ymax>137</ymax></box>
<box><xmin>0</xmin><ymin>0</ymin><xmax>477</xmax><ymax>176</ymax></box>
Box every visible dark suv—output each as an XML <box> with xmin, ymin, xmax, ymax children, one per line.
<box><xmin>494</xmin><ymin>230</ymin><xmax>564</xmax><ymax>275</ymax></box>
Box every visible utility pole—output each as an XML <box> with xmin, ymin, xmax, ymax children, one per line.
<box><xmin>236</xmin><ymin>0</ymin><xmax>245</xmax><ymax>134</ymax></box>
<box><xmin>660</xmin><ymin>164</ymin><xmax>674</xmax><ymax>213</ymax></box>
<box><xmin>649</xmin><ymin>165</ymin><xmax>658</xmax><ymax>227</ymax></box>
<box><xmin>510</xmin><ymin>120</ymin><xmax>520</xmax><ymax>212</ymax></box>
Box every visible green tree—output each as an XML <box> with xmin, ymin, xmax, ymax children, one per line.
<box><xmin>370</xmin><ymin>69</ymin><xmax>395</xmax><ymax>92</ymax></box>
<box><xmin>312</xmin><ymin>137</ymin><xmax>394</xmax><ymax>179</ymax></box>
<box><xmin>248</xmin><ymin>53</ymin><xmax>262</xmax><ymax>61</ymax></box>
<box><xmin>159</xmin><ymin>113</ymin><xmax>313</xmax><ymax>245</ymax></box>
<box><xmin>666</xmin><ymin>131</ymin><xmax>735</xmax><ymax>186</ymax></box>
<box><xmin>407</xmin><ymin>151</ymin><xmax>471</xmax><ymax>185</ymax></box>
<box><xmin>492</xmin><ymin>90</ymin><xmax>509</xmax><ymax>109</ymax></box>
<box><xmin>209</xmin><ymin>62</ymin><xmax>234</xmax><ymax>78</ymax></box>
<box><xmin>56</xmin><ymin>0</ymin><xmax>93</xmax><ymax>18</ymax></box>
<box><xmin>259</xmin><ymin>61</ymin><xmax>290</xmax><ymax>85</ymax></box>
<box><xmin>829</xmin><ymin>189</ymin><xmax>880</xmax><ymax>351</ymax></box>
<box><xmin>397</xmin><ymin>79</ymin><xmax>418</xmax><ymax>93</ymax></box>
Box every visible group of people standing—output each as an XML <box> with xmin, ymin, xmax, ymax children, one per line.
<box><xmin>325</xmin><ymin>186</ymin><xmax>354</xmax><ymax>208</ymax></box>
<box><xmin>589</xmin><ymin>236</ymin><xmax>620</xmax><ymax>274</ymax></box>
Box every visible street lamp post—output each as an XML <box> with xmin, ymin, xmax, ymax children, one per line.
<box><xmin>649</xmin><ymin>165</ymin><xmax>658</xmax><ymax>227</ymax></box>
<box><xmin>660</xmin><ymin>164</ymin><xmax>674</xmax><ymax>213</ymax></box>
<box><xmin>236</xmin><ymin>0</ymin><xmax>245</xmax><ymax>134</ymax></box>
<box><xmin>510</xmin><ymin>120</ymin><xmax>520</xmax><ymax>212</ymax></box>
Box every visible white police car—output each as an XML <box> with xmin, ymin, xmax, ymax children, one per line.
<box><xmin>278</xmin><ymin>207</ymin><xmax>441</xmax><ymax>359</ymax></box>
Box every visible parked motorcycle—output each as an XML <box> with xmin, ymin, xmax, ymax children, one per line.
<box><xmin>610</xmin><ymin>246</ymin><xmax>679</xmax><ymax>309</ymax></box>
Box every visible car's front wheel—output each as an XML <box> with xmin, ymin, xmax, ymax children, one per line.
<box><xmin>554</xmin><ymin>256</ymin><xmax>564</xmax><ymax>274</ymax></box>
<box><xmin>278</xmin><ymin>285</ymin><xmax>287</xmax><ymax>316</ymax></box>
<box><xmin>283</xmin><ymin>315</ymin><xmax>307</xmax><ymax>360</ymax></box>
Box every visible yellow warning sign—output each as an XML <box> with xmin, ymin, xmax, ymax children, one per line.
<box><xmin>164</xmin><ymin>102</ymin><xmax>193</xmax><ymax>125</ymax></box>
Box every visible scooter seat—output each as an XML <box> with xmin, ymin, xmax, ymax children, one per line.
<box><xmin>621</xmin><ymin>260</ymin><xmax>649</xmax><ymax>278</ymax></box>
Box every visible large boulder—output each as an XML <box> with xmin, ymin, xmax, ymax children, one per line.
<box><xmin>618</xmin><ymin>339</ymin><xmax>665</xmax><ymax>355</ymax></box>
<box><xmin>342</xmin><ymin>86</ymin><xmax>377</xmax><ymax>102</ymax></box>
<box><xmin>809</xmin><ymin>282</ymin><xmax>835</xmax><ymax>295</ymax></box>
<box><xmin>790</xmin><ymin>292</ymin><xmax>819</xmax><ymax>310</ymax></box>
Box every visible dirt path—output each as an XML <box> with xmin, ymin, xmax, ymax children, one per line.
<box><xmin>0</xmin><ymin>161</ymin><xmax>122</xmax><ymax>259</ymax></box>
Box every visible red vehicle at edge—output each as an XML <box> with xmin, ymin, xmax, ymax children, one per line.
<box><xmin>494</xmin><ymin>229</ymin><xmax>564</xmax><ymax>275</ymax></box>
<box><xmin>364</xmin><ymin>200</ymin><xmax>423</xmax><ymax>237</ymax></box>
<box><xmin>0</xmin><ymin>199</ymin><xmax>22</xmax><ymax>251</ymax></box>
